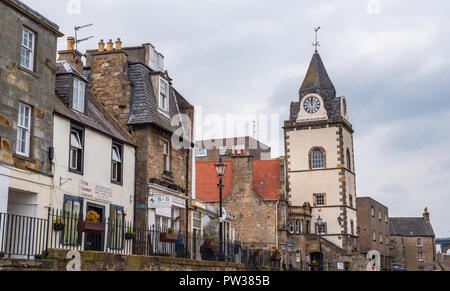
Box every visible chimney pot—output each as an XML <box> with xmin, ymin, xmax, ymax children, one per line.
<box><xmin>115</xmin><ymin>38</ymin><xmax>122</xmax><ymax>50</ymax></box>
<box><xmin>98</xmin><ymin>39</ymin><xmax>105</xmax><ymax>52</ymax></box>
<box><xmin>107</xmin><ymin>39</ymin><xmax>114</xmax><ymax>51</ymax></box>
<box><xmin>67</xmin><ymin>36</ymin><xmax>75</xmax><ymax>51</ymax></box>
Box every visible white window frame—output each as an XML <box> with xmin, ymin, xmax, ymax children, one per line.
<box><xmin>16</xmin><ymin>103</ymin><xmax>31</xmax><ymax>157</ymax></box>
<box><xmin>311</xmin><ymin>149</ymin><xmax>324</xmax><ymax>169</ymax></box>
<box><xmin>417</xmin><ymin>238</ymin><xmax>423</xmax><ymax>247</ymax></box>
<box><xmin>295</xmin><ymin>220</ymin><xmax>300</xmax><ymax>234</ymax></box>
<box><xmin>219</xmin><ymin>146</ymin><xmax>227</xmax><ymax>156</ymax></box>
<box><xmin>111</xmin><ymin>144</ymin><xmax>122</xmax><ymax>182</ymax></box>
<box><xmin>196</xmin><ymin>148</ymin><xmax>207</xmax><ymax>157</ymax></box>
<box><xmin>317</xmin><ymin>223</ymin><xmax>326</xmax><ymax>235</ymax></box>
<box><xmin>315</xmin><ymin>194</ymin><xmax>325</xmax><ymax>206</ymax></box>
<box><xmin>418</xmin><ymin>252</ymin><xmax>423</xmax><ymax>262</ymax></box>
<box><xmin>163</xmin><ymin>139</ymin><xmax>170</xmax><ymax>172</ymax></box>
<box><xmin>158</xmin><ymin>77</ymin><xmax>169</xmax><ymax>111</ymax></box>
<box><xmin>69</xmin><ymin>129</ymin><xmax>83</xmax><ymax>171</ymax></box>
<box><xmin>193</xmin><ymin>211</ymin><xmax>202</xmax><ymax>230</ymax></box>
<box><xmin>20</xmin><ymin>28</ymin><xmax>35</xmax><ymax>71</ymax></box>
<box><xmin>379</xmin><ymin>233</ymin><xmax>383</xmax><ymax>244</ymax></box>
<box><xmin>72</xmin><ymin>78</ymin><xmax>86</xmax><ymax>113</ymax></box>
<box><xmin>371</xmin><ymin>207</ymin><xmax>375</xmax><ymax>217</ymax></box>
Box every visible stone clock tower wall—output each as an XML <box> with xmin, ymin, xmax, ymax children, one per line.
<box><xmin>284</xmin><ymin>51</ymin><xmax>359</xmax><ymax>254</ymax></box>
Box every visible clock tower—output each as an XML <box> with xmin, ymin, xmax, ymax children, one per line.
<box><xmin>283</xmin><ymin>50</ymin><xmax>358</xmax><ymax>253</ymax></box>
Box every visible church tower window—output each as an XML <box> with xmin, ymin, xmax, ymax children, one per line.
<box><xmin>310</xmin><ymin>148</ymin><xmax>325</xmax><ymax>169</ymax></box>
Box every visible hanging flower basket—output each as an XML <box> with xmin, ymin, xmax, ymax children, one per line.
<box><xmin>77</xmin><ymin>221</ymin><xmax>105</xmax><ymax>233</ymax></box>
<box><xmin>271</xmin><ymin>253</ymin><xmax>281</xmax><ymax>261</ymax></box>
<box><xmin>53</xmin><ymin>222</ymin><xmax>65</xmax><ymax>231</ymax></box>
<box><xmin>160</xmin><ymin>232</ymin><xmax>179</xmax><ymax>243</ymax></box>
<box><xmin>125</xmin><ymin>233</ymin><xmax>135</xmax><ymax>240</ymax></box>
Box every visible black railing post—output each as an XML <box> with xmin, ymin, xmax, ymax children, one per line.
<box><xmin>44</xmin><ymin>208</ymin><xmax>50</xmax><ymax>258</ymax></box>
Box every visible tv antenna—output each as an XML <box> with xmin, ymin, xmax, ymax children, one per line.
<box><xmin>74</xmin><ymin>24</ymin><xmax>94</xmax><ymax>51</ymax></box>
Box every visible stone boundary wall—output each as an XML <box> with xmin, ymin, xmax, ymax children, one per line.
<box><xmin>0</xmin><ymin>249</ymin><xmax>246</xmax><ymax>271</ymax></box>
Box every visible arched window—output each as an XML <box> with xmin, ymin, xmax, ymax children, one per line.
<box><xmin>346</xmin><ymin>148</ymin><xmax>352</xmax><ymax>171</ymax></box>
<box><xmin>310</xmin><ymin>148</ymin><xmax>325</xmax><ymax>169</ymax></box>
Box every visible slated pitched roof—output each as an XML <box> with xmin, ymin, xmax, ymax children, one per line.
<box><xmin>127</xmin><ymin>63</ymin><xmax>189</xmax><ymax>133</ymax></box>
<box><xmin>195</xmin><ymin>159</ymin><xmax>280</xmax><ymax>202</ymax></box>
<box><xmin>389</xmin><ymin>218</ymin><xmax>434</xmax><ymax>237</ymax></box>
<box><xmin>54</xmin><ymin>63</ymin><xmax>135</xmax><ymax>146</ymax></box>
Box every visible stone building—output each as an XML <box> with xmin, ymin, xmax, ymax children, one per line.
<box><xmin>195</xmin><ymin>136</ymin><xmax>271</xmax><ymax>162</ymax></box>
<box><xmin>356</xmin><ymin>197</ymin><xmax>390</xmax><ymax>270</ymax></box>
<box><xmin>195</xmin><ymin>154</ymin><xmax>281</xmax><ymax>250</ymax></box>
<box><xmin>389</xmin><ymin>208</ymin><xmax>436</xmax><ymax>271</ymax></box>
<box><xmin>81</xmin><ymin>40</ymin><xmax>194</xmax><ymax>234</ymax></box>
<box><xmin>0</xmin><ymin>0</ymin><xmax>63</xmax><ymax>219</ymax></box>
<box><xmin>283</xmin><ymin>48</ymin><xmax>359</xmax><ymax>265</ymax></box>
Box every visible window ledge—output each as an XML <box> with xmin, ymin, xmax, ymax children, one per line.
<box><xmin>18</xmin><ymin>65</ymin><xmax>40</xmax><ymax>79</ymax></box>
<box><xmin>162</xmin><ymin>171</ymin><xmax>175</xmax><ymax>182</ymax></box>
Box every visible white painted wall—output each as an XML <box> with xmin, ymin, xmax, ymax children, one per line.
<box><xmin>52</xmin><ymin>115</ymin><xmax>135</xmax><ymax>221</ymax></box>
<box><xmin>0</xmin><ymin>165</ymin><xmax>9</xmax><ymax>214</ymax></box>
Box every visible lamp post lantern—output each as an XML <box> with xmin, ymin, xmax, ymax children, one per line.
<box><xmin>215</xmin><ymin>156</ymin><xmax>227</xmax><ymax>261</ymax></box>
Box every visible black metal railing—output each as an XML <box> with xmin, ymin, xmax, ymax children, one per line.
<box><xmin>0</xmin><ymin>209</ymin><xmax>280</xmax><ymax>270</ymax></box>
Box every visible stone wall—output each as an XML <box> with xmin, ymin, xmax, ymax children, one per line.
<box><xmin>390</xmin><ymin>235</ymin><xmax>436</xmax><ymax>271</ymax></box>
<box><xmin>0</xmin><ymin>0</ymin><xmax>60</xmax><ymax>175</ymax></box>
<box><xmin>0</xmin><ymin>249</ymin><xmax>245</xmax><ymax>271</ymax></box>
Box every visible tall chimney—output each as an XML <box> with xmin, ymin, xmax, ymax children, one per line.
<box><xmin>115</xmin><ymin>38</ymin><xmax>122</xmax><ymax>50</ymax></box>
<box><xmin>423</xmin><ymin>207</ymin><xmax>430</xmax><ymax>222</ymax></box>
<box><xmin>57</xmin><ymin>36</ymin><xmax>84</xmax><ymax>73</ymax></box>
<box><xmin>98</xmin><ymin>39</ymin><xmax>105</xmax><ymax>52</ymax></box>
<box><xmin>107</xmin><ymin>39</ymin><xmax>114</xmax><ymax>51</ymax></box>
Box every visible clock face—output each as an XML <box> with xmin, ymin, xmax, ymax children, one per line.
<box><xmin>303</xmin><ymin>96</ymin><xmax>321</xmax><ymax>114</ymax></box>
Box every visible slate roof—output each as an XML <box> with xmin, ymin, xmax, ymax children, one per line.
<box><xmin>195</xmin><ymin>159</ymin><xmax>280</xmax><ymax>202</ymax></box>
<box><xmin>54</xmin><ymin>63</ymin><xmax>135</xmax><ymax>146</ymax></box>
<box><xmin>390</xmin><ymin>218</ymin><xmax>434</xmax><ymax>237</ymax></box>
<box><xmin>289</xmin><ymin>51</ymin><xmax>344</xmax><ymax>123</ymax></box>
<box><xmin>127</xmin><ymin>62</ymin><xmax>189</xmax><ymax>134</ymax></box>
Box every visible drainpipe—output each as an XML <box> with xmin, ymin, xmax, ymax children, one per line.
<box><xmin>132</xmin><ymin>137</ymin><xmax>138</xmax><ymax>254</ymax></box>
<box><xmin>185</xmin><ymin>146</ymin><xmax>190</xmax><ymax>258</ymax></box>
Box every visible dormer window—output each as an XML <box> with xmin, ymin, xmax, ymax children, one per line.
<box><xmin>159</xmin><ymin>77</ymin><xmax>169</xmax><ymax>111</ymax></box>
<box><xmin>72</xmin><ymin>78</ymin><xmax>86</xmax><ymax>113</ymax></box>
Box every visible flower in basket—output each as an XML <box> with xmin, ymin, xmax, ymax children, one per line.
<box><xmin>86</xmin><ymin>210</ymin><xmax>100</xmax><ymax>223</ymax></box>
<box><xmin>127</xmin><ymin>226</ymin><xmax>134</xmax><ymax>235</ymax></box>
<box><xmin>53</xmin><ymin>215</ymin><xmax>65</xmax><ymax>225</ymax></box>
<box><xmin>167</xmin><ymin>227</ymin><xmax>175</xmax><ymax>234</ymax></box>
<box><xmin>207</xmin><ymin>237</ymin><xmax>216</xmax><ymax>241</ymax></box>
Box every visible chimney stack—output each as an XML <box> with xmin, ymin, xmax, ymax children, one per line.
<box><xmin>98</xmin><ymin>39</ymin><xmax>105</xmax><ymax>52</ymax></box>
<box><xmin>423</xmin><ymin>207</ymin><xmax>430</xmax><ymax>222</ymax></box>
<box><xmin>107</xmin><ymin>39</ymin><xmax>114</xmax><ymax>51</ymax></box>
<box><xmin>57</xmin><ymin>36</ymin><xmax>84</xmax><ymax>73</ymax></box>
<box><xmin>115</xmin><ymin>38</ymin><xmax>122</xmax><ymax>50</ymax></box>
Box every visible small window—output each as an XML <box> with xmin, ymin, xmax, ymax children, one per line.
<box><xmin>69</xmin><ymin>127</ymin><xmax>84</xmax><ymax>173</ymax></box>
<box><xmin>379</xmin><ymin>211</ymin><xmax>382</xmax><ymax>220</ymax></box>
<box><xmin>350</xmin><ymin>220</ymin><xmax>355</xmax><ymax>235</ymax></box>
<box><xmin>193</xmin><ymin>211</ymin><xmax>202</xmax><ymax>229</ymax></box>
<box><xmin>310</xmin><ymin>148</ymin><xmax>324</xmax><ymax>169</ymax></box>
<box><xmin>72</xmin><ymin>78</ymin><xmax>86</xmax><ymax>113</ymax></box>
<box><xmin>289</xmin><ymin>220</ymin><xmax>295</xmax><ymax>234</ymax></box>
<box><xmin>371</xmin><ymin>207</ymin><xmax>375</xmax><ymax>217</ymax></box>
<box><xmin>386</xmin><ymin>235</ymin><xmax>389</xmax><ymax>245</ymax></box>
<box><xmin>346</xmin><ymin>148</ymin><xmax>351</xmax><ymax>171</ymax></box>
<box><xmin>16</xmin><ymin>103</ymin><xmax>32</xmax><ymax>157</ymax></box>
<box><xmin>349</xmin><ymin>195</ymin><xmax>353</xmax><ymax>208</ymax></box>
<box><xmin>295</xmin><ymin>220</ymin><xmax>300</xmax><ymax>234</ymax></box>
<box><xmin>379</xmin><ymin>233</ymin><xmax>383</xmax><ymax>244</ymax></box>
<box><xmin>418</xmin><ymin>266</ymin><xmax>424</xmax><ymax>272</ymax></box>
<box><xmin>417</xmin><ymin>238</ymin><xmax>423</xmax><ymax>247</ymax></box>
<box><xmin>163</xmin><ymin>139</ymin><xmax>170</xmax><ymax>172</ymax></box>
<box><xmin>372</xmin><ymin>231</ymin><xmax>376</xmax><ymax>241</ymax></box>
<box><xmin>219</xmin><ymin>146</ymin><xmax>227</xmax><ymax>156</ymax></box>
<box><xmin>111</xmin><ymin>143</ymin><xmax>123</xmax><ymax>183</ymax></box>
<box><xmin>108</xmin><ymin>206</ymin><xmax>124</xmax><ymax>250</ymax></box>
<box><xmin>196</xmin><ymin>148</ymin><xmax>207</xmax><ymax>157</ymax></box>
<box><xmin>314</xmin><ymin>194</ymin><xmax>325</xmax><ymax>206</ymax></box>
<box><xmin>418</xmin><ymin>252</ymin><xmax>423</xmax><ymax>261</ymax></box>
<box><xmin>385</xmin><ymin>214</ymin><xmax>388</xmax><ymax>223</ymax></box>
<box><xmin>159</xmin><ymin>77</ymin><xmax>169</xmax><ymax>111</ymax></box>
<box><xmin>20</xmin><ymin>28</ymin><xmax>35</xmax><ymax>70</ymax></box>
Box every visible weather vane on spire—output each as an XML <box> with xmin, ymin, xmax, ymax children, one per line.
<box><xmin>312</xmin><ymin>26</ymin><xmax>321</xmax><ymax>52</ymax></box>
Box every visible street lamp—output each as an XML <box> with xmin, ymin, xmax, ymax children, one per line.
<box><xmin>317</xmin><ymin>214</ymin><xmax>323</xmax><ymax>271</ymax></box>
<box><xmin>215</xmin><ymin>156</ymin><xmax>227</xmax><ymax>261</ymax></box>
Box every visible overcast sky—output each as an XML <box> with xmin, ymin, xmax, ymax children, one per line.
<box><xmin>23</xmin><ymin>0</ymin><xmax>450</xmax><ymax>239</ymax></box>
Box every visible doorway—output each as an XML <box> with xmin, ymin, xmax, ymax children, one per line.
<box><xmin>84</xmin><ymin>203</ymin><xmax>105</xmax><ymax>252</ymax></box>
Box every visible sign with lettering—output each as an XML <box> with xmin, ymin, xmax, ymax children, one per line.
<box><xmin>148</xmin><ymin>195</ymin><xmax>186</xmax><ymax>208</ymax></box>
<box><xmin>80</xmin><ymin>181</ymin><xmax>112</xmax><ymax>203</ymax></box>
